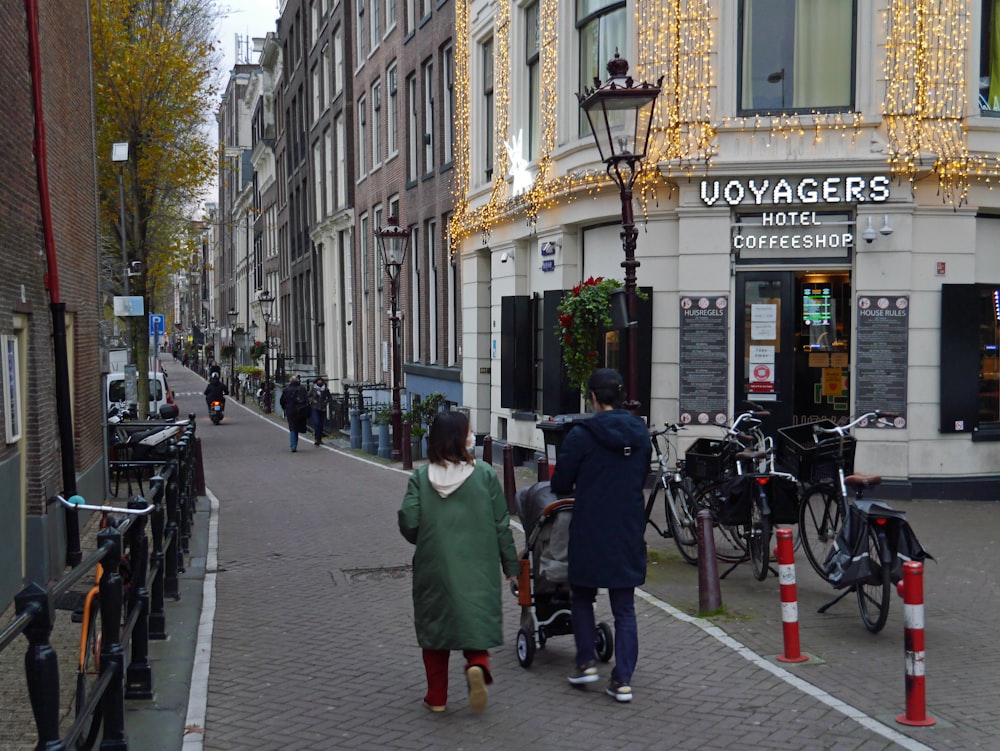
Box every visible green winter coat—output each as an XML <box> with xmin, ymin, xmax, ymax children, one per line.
<box><xmin>398</xmin><ymin>461</ymin><xmax>520</xmax><ymax>650</ymax></box>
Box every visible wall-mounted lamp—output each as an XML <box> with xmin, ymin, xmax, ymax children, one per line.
<box><xmin>879</xmin><ymin>215</ymin><xmax>894</xmax><ymax>236</ymax></box>
<box><xmin>500</xmin><ymin>251</ymin><xmax>513</xmax><ymax>264</ymax></box>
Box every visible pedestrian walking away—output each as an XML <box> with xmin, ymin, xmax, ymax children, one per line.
<box><xmin>550</xmin><ymin>368</ymin><xmax>651</xmax><ymax>703</ymax></box>
<box><xmin>278</xmin><ymin>374</ymin><xmax>309</xmax><ymax>452</ymax></box>
<box><xmin>308</xmin><ymin>377</ymin><xmax>331</xmax><ymax>445</ymax></box>
<box><xmin>398</xmin><ymin>410</ymin><xmax>520</xmax><ymax>714</ymax></box>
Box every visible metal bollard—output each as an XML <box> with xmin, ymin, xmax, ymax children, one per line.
<box><xmin>537</xmin><ymin>455</ymin><xmax>549</xmax><ymax>483</ymax></box>
<box><xmin>896</xmin><ymin>561</ymin><xmax>936</xmax><ymax>726</ymax></box>
<box><xmin>194</xmin><ymin>435</ymin><xmax>206</xmax><ymax>496</ymax></box>
<box><xmin>402</xmin><ymin>420</ymin><xmax>412</xmax><ymax>470</ymax></box>
<box><xmin>774</xmin><ymin>528</ymin><xmax>808</xmax><ymax>663</ymax></box>
<box><xmin>482</xmin><ymin>434</ymin><xmax>493</xmax><ymax>465</ymax></box>
<box><xmin>697</xmin><ymin>510</ymin><xmax>722</xmax><ymax>614</ymax></box>
<box><xmin>503</xmin><ymin>444</ymin><xmax>516</xmax><ymax>513</ymax></box>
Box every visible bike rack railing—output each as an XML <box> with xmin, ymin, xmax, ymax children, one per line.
<box><xmin>0</xmin><ymin>418</ymin><xmax>201</xmax><ymax>750</ymax></box>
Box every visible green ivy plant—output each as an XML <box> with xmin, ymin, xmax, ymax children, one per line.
<box><xmin>556</xmin><ymin>276</ymin><xmax>622</xmax><ymax>396</ymax></box>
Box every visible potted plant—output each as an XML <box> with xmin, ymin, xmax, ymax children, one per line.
<box><xmin>403</xmin><ymin>392</ymin><xmax>447</xmax><ymax>458</ymax></box>
<box><xmin>555</xmin><ymin>276</ymin><xmax>623</xmax><ymax>396</ymax></box>
<box><xmin>249</xmin><ymin>340</ymin><xmax>266</xmax><ymax>361</ymax></box>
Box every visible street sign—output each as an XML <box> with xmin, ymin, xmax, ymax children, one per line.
<box><xmin>149</xmin><ymin>313</ymin><xmax>165</xmax><ymax>337</ymax></box>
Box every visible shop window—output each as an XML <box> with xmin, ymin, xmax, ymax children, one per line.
<box><xmin>940</xmin><ymin>284</ymin><xmax>1000</xmax><ymax>439</ymax></box>
<box><xmin>981</xmin><ymin>0</ymin><xmax>1000</xmax><ymax>115</ymax></box>
<box><xmin>738</xmin><ymin>0</ymin><xmax>855</xmax><ymax>114</ymax></box>
<box><xmin>577</xmin><ymin>0</ymin><xmax>626</xmax><ymax>137</ymax></box>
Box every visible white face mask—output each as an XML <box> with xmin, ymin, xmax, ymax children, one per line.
<box><xmin>466</xmin><ymin>430</ymin><xmax>476</xmax><ymax>453</ymax></box>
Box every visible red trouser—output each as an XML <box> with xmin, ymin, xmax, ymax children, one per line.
<box><xmin>421</xmin><ymin>649</ymin><xmax>491</xmax><ymax>706</ymax></box>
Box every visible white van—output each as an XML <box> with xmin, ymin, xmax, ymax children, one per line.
<box><xmin>105</xmin><ymin>370</ymin><xmax>178</xmax><ymax>418</ymax></box>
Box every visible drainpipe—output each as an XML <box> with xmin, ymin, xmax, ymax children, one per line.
<box><xmin>25</xmin><ymin>0</ymin><xmax>81</xmax><ymax>565</ymax></box>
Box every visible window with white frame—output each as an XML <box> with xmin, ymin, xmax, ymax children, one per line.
<box><xmin>361</xmin><ymin>213</ymin><xmax>370</xmax><ymax>294</ymax></box>
<box><xmin>738</xmin><ymin>0</ymin><xmax>855</xmax><ymax>113</ymax></box>
<box><xmin>311</xmin><ymin>0</ymin><xmax>319</xmax><ymax>47</ymax></box>
<box><xmin>313</xmin><ymin>140</ymin><xmax>324</xmax><ymax>217</ymax></box>
<box><xmin>323</xmin><ymin>45</ymin><xmax>332</xmax><ymax>105</ymax></box>
<box><xmin>334</xmin><ymin>26</ymin><xmax>344</xmax><ymax>96</ymax></box>
<box><xmin>371</xmin><ymin>0</ymin><xmax>381</xmax><ymax>48</ymax></box>
<box><xmin>388</xmin><ymin>64</ymin><xmax>399</xmax><ymax>155</ymax></box>
<box><xmin>373</xmin><ymin>204</ymin><xmax>385</xmax><ymax>361</ymax></box>
<box><xmin>358</xmin><ymin>94</ymin><xmax>368</xmax><ymax>175</ymax></box>
<box><xmin>423</xmin><ymin>60</ymin><xmax>434</xmax><ymax>173</ymax></box>
<box><xmin>372</xmin><ymin>79</ymin><xmax>382</xmax><ymax>167</ymax></box>
<box><xmin>526</xmin><ymin>1</ymin><xmax>540</xmax><ymax>160</ymax></box>
<box><xmin>577</xmin><ymin>0</ymin><xmax>626</xmax><ymax>136</ymax></box>
<box><xmin>443</xmin><ymin>45</ymin><xmax>454</xmax><ymax>164</ymax></box>
<box><xmin>409</xmin><ymin>224</ymin><xmax>420</xmax><ymax>361</ymax></box>
<box><xmin>324</xmin><ymin>127</ymin><xmax>334</xmax><ymax>212</ymax></box>
<box><xmin>483</xmin><ymin>37</ymin><xmax>495</xmax><ymax>180</ymax></box>
<box><xmin>357</xmin><ymin>1</ymin><xmax>367</xmax><ymax>64</ymax></box>
<box><xmin>387</xmin><ymin>0</ymin><xmax>396</xmax><ymax>32</ymax></box>
<box><xmin>406</xmin><ymin>0</ymin><xmax>416</xmax><ymax>34</ymax></box>
<box><xmin>407</xmin><ymin>73</ymin><xmax>419</xmax><ymax>181</ymax></box>
<box><xmin>426</xmin><ymin>218</ymin><xmax>438</xmax><ymax>363</ymax></box>
<box><xmin>446</xmin><ymin>218</ymin><xmax>457</xmax><ymax>366</ymax></box>
<box><xmin>312</xmin><ymin>63</ymin><xmax>321</xmax><ymax>122</ymax></box>
<box><xmin>980</xmin><ymin>1</ymin><xmax>1000</xmax><ymax>114</ymax></box>
<box><xmin>336</xmin><ymin>113</ymin><xmax>346</xmax><ymax>207</ymax></box>
<box><xmin>3</xmin><ymin>331</ymin><xmax>23</xmax><ymax>443</ymax></box>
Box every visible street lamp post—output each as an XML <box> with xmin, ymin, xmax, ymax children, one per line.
<box><xmin>227</xmin><ymin>308</ymin><xmax>238</xmax><ymax>395</ymax></box>
<box><xmin>376</xmin><ymin>216</ymin><xmax>411</xmax><ymax>461</ymax></box>
<box><xmin>577</xmin><ymin>51</ymin><xmax>662</xmax><ymax>414</ymax></box>
<box><xmin>112</xmin><ymin>142</ymin><xmax>130</xmax><ymax>364</ymax></box>
<box><xmin>256</xmin><ymin>290</ymin><xmax>276</xmax><ymax>413</ymax></box>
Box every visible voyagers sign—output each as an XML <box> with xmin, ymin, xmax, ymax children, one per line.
<box><xmin>701</xmin><ymin>175</ymin><xmax>891</xmax><ymax>207</ymax></box>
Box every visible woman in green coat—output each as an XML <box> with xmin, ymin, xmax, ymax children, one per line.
<box><xmin>398</xmin><ymin>410</ymin><xmax>520</xmax><ymax>714</ymax></box>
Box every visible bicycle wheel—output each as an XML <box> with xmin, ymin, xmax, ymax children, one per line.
<box><xmin>665</xmin><ymin>480</ymin><xmax>699</xmax><ymax>565</ymax></box>
<box><xmin>748</xmin><ymin>487</ymin><xmax>771</xmax><ymax>581</ymax></box>
<box><xmin>857</xmin><ymin>526</ymin><xmax>892</xmax><ymax>633</ymax></box>
<box><xmin>798</xmin><ymin>484</ymin><xmax>842</xmax><ymax>582</ymax></box>
<box><xmin>644</xmin><ymin>479</ymin><xmax>670</xmax><ymax>539</ymax></box>
<box><xmin>75</xmin><ymin>600</ymin><xmax>103</xmax><ymax>748</ymax></box>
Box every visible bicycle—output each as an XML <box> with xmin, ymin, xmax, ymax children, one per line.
<box><xmin>687</xmin><ymin>403</ymin><xmax>773</xmax><ymax>565</ymax></box>
<box><xmin>57</xmin><ymin>494</ymin><xmax>154</xmax><ymax>749</ymax></box>
<box><xmin>794</xmin><ymin>412</ymin><xmax>930</xmax><ymax>632</ymax></box>
<box><xmin>643</xmin><ymin>422</ymin><xmax>701</xmax><ymax>565</ymax></box>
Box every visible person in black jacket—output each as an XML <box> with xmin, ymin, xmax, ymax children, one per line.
<box><xmin>550</xmin><ymin>368</ymin><xmax>651</xmax><ymax>704</ymax></box>
<box><xmin>278</xmin><ymin>375</ymin><xmax>309</xmax><ymax>452</ymax></box>
<box><xmin>203</xmin><ymin>371</ymin><xmax>228</xmax><ymax>412</ymax></box>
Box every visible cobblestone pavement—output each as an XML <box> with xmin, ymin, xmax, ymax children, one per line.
<box><xmin>2</xmin><ymin>363</ymin><xmax>996</xmax><ymax>750</ymax></box>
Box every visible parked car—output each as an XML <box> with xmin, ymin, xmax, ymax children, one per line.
<box><xmin>105</xmin><ymin>370</ymin><xmax>178</xmax><ymax>419</ymax></box>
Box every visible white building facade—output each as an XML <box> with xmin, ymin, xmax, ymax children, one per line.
<box><xmin>453</xmin><ymin>0</ymin><xmax>1000</xmax><ymax>498</ymax></box>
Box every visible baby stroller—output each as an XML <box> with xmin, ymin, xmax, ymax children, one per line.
<box><xmin>512</xmin><ymin>482</ymin><xmax>614</xmax><ymax>668</ymax></box>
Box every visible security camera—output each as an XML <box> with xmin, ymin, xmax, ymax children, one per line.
<box><xmin>500</xmin><ymin>252</ymin><xmax>511</xmax><ymax>263</ymax></box>
<box><xmin>861</xmin><ymin>217</ymin><xmax>878</xmax><ymax>244</ymax></box>
<box><xmin>128</xmin><ymin>260</ymin><xmax>144</xmax><ymax>275</ymax></box>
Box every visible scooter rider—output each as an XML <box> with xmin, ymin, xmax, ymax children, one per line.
<box><xmin>204</xmin><ymin>371</ymin><xmax>229</xmax><ymax>413</ymax></box>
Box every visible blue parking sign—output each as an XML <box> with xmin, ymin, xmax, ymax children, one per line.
<box><xmin>149</xmin><ymin>313</ymin><xmax>165</xmax><ymax>337</ymax></box>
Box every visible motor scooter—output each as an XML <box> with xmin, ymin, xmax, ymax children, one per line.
<box><xmin>209</xmin><ymin>399</ymin><xmax>225</xmax><ymax>425</ymax></box>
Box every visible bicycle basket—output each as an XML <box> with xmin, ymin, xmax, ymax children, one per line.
<box><xmin>776</xmin><ymin>420</ymin><xmax>855</xmax><ymax>484</ymax></box>
<box><xmin>685</xmin><ymin>438</ymin><xmax>735</xmax><ymax>483</ymax></box>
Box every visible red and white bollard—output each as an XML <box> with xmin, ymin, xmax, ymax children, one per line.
<box><xmin>775</xmin><ymin>527</ymin><xmax>807</xmax><ymax>663</ymax></box>
<box><xmin>896</xmin><ymin>561</ymin><xmax>936</xmax><ymax>726</ymax></box>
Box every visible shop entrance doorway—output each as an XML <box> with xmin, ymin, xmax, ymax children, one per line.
<box><xmin>735</xmin><ymin>270</ymin><xmax>852</xmax><ymax>435</ymax></box>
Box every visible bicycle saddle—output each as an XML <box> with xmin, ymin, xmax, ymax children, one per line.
<box><xmin>845</xmin><ymin>473</ymin><xmax>882</xmax><ymax>488</ymax></box>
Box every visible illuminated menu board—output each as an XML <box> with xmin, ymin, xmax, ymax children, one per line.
<box><xmin>803</xmin><ymin>287</ymin><xmax>832</xmax><ymax>326</ymax></box>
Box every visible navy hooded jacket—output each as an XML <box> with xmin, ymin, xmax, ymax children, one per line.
<box><xmin>549</xmin><ymin>409</ymin><xmax>651</xmax><ymax>588</ymax></box>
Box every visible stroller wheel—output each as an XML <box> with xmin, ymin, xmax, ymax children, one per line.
<box><xmin>596</xmin><ymin>622</ymin><xmax>614</xmax><ymax>663</ymax></box>
<box><xmin>516</xmin><ymin>628</ymin><xmax>536</xmax><ymax>668</ymax></box>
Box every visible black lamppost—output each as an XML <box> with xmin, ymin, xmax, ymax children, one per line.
<box><xmin>376</xmin><ymin>216</ymin><xmax>411</xmax><ymax>461</ymax></box>
<box><xmin>577</xmin><ymin>51</ymin><xmax>662</xmax><ymax>414</ymax></box>
<box><xmin>227</xmin><ymin>307</ymin><xmax>238</xmax><ymax>394</ymax></box>
<box><xmin>256</xmin><ymin>290</ymin><xmax>275</xmax><ymax>413</ymax></box>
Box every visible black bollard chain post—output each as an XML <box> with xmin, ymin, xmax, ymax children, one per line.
<box><xmin>96</xmin><ymin>525</ymin><xmax>127</xmax><ymax>750</ymax></box>
<box><xmin>14</xmin><ymin>583</ymin><xmax>63</xmax><ymax>750</ymax></box>
<box><xmin>125</xmin><ymin>496</ymin><xmax>154</xmax><ymax>700</ymax></box>
<box><xmin>147</xmin><ymin>475</ymin><xmax>167</xmax><ymax>640</ymax></box>
<box><xmin>482</xmin><ymin>434</ymin><xmax>493</xmax><ymax>466</ymax></box>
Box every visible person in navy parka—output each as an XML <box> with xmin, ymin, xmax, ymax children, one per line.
<box><xmin>550</xmin><ymin>368</ymin><xmax>651</xmax><ymax>703</ymax></box>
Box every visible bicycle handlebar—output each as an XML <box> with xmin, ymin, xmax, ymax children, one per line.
<box><xmin>813</xmin><ymin>410</ymin><xmax>898</xmax><ymax>437</ymax></box>
<box><xmin>54</xmin><ymin>494</ymin><xmax>155</xmax><ymax>516</ymax></box>
<box><xmin>649</xmin><ymin>422</ymin><xmax>685</xmax><ymax>438</ymax></box>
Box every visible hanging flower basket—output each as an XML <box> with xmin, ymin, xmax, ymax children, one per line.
<box><xmin>249</xmin><ymin>340</ymin><xmax>266</xmax><ymax>360</ymax></box>
<box><xmin>555</xmin><ymin>276</ymin><xmax>622</xmax><ymax>395</ymax></box>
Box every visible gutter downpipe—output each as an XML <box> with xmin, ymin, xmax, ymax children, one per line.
<box><xmin>25</xmin><ymin>0</ymin><xmax>81</xmax><ymax>566</ymax></box>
